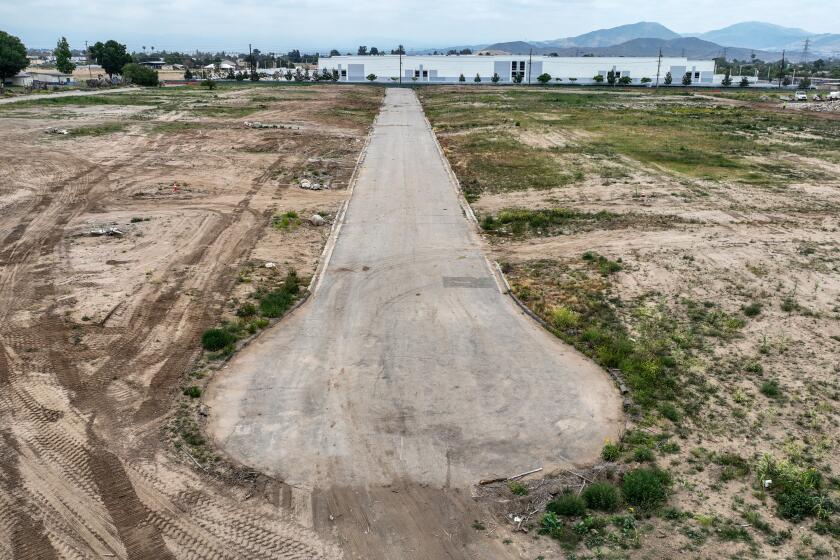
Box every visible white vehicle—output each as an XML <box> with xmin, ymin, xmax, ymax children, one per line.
<box><xmin>828</xmin><ymin>91</ymin><xmax>840</xmax><ymax>101</ymax></box>
<box><xmin>794</xmin><ymin>90</ymin><xmax>807</xmax><ymax>101</ymax></box>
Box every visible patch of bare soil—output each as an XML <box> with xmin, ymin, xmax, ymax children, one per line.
<box><xmin>0</xmin><ymin>85</ymin><xmax>381</xmax><ymax>559</ymax></box>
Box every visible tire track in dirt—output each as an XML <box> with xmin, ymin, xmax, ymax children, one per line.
<box><xmin>0</xmin><ymin>91</ymin><xmax>365</xmax><ymax>558</ymax></box>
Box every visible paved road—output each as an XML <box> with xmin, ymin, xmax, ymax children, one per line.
<box><xmin>207</xmin><ymin>88</ymin><xmax>622</xmax><ymax>489</ymax></box>
<box><xmin>0</xmin><ymin>87</ymin><xmax>137</xmax><ymax>105</ymax></box>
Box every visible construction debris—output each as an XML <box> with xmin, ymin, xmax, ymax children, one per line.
<box><xmin>45</xmin><ymin>127</ymin><xmax>69</xmax><ymax>135</ymax></box>
<box><xmin>299</xmin><ymin>179</ymin><xmax>326</xmax><ymax>190</ymax></box>
<box><xmin>478</xmin><ymin>467</ymin><xmax>542</xmax><ymax>485</ymax></box>
<box><xmin>89</xmin><ymin>227</ymin><xmax>124</xmax><ymax>237</ymax></box>
<box><xmin>264</xmin><ymin>262</ymin><xmax>277</xmax><ymax>269</ymax></box>
<box><xmin>309</xmin><ymin>214</ymin><xmax>326</xmax><ymax>226</ymax></box>
<box><xmin>245</xmin><ymin>121</ymin><xmax>283</xmax><ymax>129</ymax></box>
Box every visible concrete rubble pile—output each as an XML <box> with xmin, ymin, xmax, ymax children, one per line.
<box><xmin>245</xmin><ymin>121</ymin><xmax>282</xmax><ymax>129</ymax></box>
<box><xmin>789</xmin><ymin>100</ymin><xmax>840</xmax><ymax>114</ymax></box>
<box><xmin>299</xmin><ymin>178</ymin><xmax>329</xmax><ymax>190</ymax></box>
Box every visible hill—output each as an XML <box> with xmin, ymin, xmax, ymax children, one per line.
<box><xmin>544</xmin><ymin>21</ymin><xmax>680</xmax><ymax>48</ymax></box>
<box><xmin>696</xmin><ymin>22</ymin><xmax>811</xmax><ymax>50</ymax></box>
<box><xmin>481</xmin><ymin>37</ymin><xmax>782</xmax><ymax>60</ymax></box>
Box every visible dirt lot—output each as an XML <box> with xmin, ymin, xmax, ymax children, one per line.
<box><xmin>419</xmin><ymin>86</ymin><xmax>840</xmax><ymax>559</ymax></box>
<box><xmin>0</xmin><ymin>83</ymin><xmax>381</xmax><ymax>559</ymax></box>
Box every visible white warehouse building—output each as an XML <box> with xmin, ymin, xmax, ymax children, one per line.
<box><xmin>318</xmin><ymin>55</ymin><xmax>719</xmax><ymax>85</ymax></box>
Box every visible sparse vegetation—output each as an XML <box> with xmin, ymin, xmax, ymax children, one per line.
<box><xmin>420</xmin><ymin>85</ymin><xmax>840</xmax><ymax>559</ymax></box>
<box><xmin>257</xmin><ymin>270</ymin><xmax>301</xmax><ymax>318</ymax></box>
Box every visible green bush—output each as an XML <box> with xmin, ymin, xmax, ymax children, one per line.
<box><xmin>622</xmin><ymin>468</ymin><xmax>671</xmax><ymax>510</ymax></box>
<box><xmin>760</xmin><ymin>379</ymin><xmax>782</xmax><ymax>398</ymax></box>
<box><xmin>552</xmin><ymin>306</ymin><xmax>580</xmax><ymax>329</ymax></box>
<box><xmin>236</xmin><ymin>302</ymin><xmax>257</xmax><ymax>317</ymax></box>
<box><xmin>633</xmin><ymin>445</ymin><xmax>654</xmax><ymax>462</ymax></box>
<box><xmin>582</xmin><ymin>482</ymin><xmax>620</xmax><ymax>511</ymax></box>
<box><xmin>659</xmin><ymin>402</ymin><xmax>681</xmax><ymax>423</ymax></box>
<box><xmin>183</xmin><ymin>386</ymin><xmax>201</xmax><ymax>398</ymax></box>
<box><xmin>745</xmin><ymin>360</ymin><xmax>763</xmax><ymax>374</ymax></box>
<box><xmin>743</xmin><ymin>302</ymin><xmax>762</xmax><ymax>317</ymax></box>
<box><xmin>508</xmin><ymin>480</ymin><xmax>529</xmax><ymax>496</ymax></box>
<box><xmin>122</xmin><ymin>63</ymin><xmax>159</xmax><ymax>86</ymax></box>
<box><xmin>201</xmin><ymin>328</ymin><xmax>236</xmax><ymax>351</ymax></box>
<box><xmin>547</xmin><ymin>492</ymin><xmax>587</xmax><ymax>517</ymax></box>
<box><xmin>602</xmin><ymin>440</ymin><xmax>621</xmax><ymax>462</ymax></box>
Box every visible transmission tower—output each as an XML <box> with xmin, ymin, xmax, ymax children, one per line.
<box><xmin>801</xmin><ymin>38</ymin><xmax>810</xmax><ymax>64</ymax></box>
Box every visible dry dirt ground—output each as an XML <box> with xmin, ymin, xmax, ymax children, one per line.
<box><xmin>420</xmin><ymin>86</ymin><xmax>840</xmax><ymax>559</ymax></box>
<box><xmin>0</xmin><ymin>84</ymin><xmax>381</xmax><ymax>559</ymax></box>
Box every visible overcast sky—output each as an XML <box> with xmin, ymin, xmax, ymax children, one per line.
<box><xmin>2</xmin><ymin>0</ymin><xmax>837</xmax><ymax>52</ymax></box>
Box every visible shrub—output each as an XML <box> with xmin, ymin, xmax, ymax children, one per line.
<box><xmin>552</xmin><ymin>306</ymin><xmax>580</xmax><ymax>329</ymax></box>
<box><xmin>745</xmin><ymin>360</ymin><xmax>763</xmax><ymax>373</ymax></box>
<box><xmin>183</xmin><ymin>386</ymin><xmax>201</xmax><ymax>398</ymax></box>
<box><xmin>622</xmin><ymin>468</ymin><xmax>671</xmax><ymax>510</ymax></box>
<box><xmin>122</xmin><ymin>63</ymin><xmax>159</xmax><ymax>86</ymax></box>
<box><xmin>743</xmin><ymin>302</ymin><xmax>762</xmax><ymax>317</ymax></box>
<box><xmin>781</xmin><ymin>297</ymin><xmax>797</xmax><ymax>312</ymax></box>
<box><xmin>582</xmin><ymin>482</ymin><xmax>620</xmax><ymax>511</ymax></box>
<box><xmin>236</xmin><ymin>302</ymin><xmax>257</xmax><ymax>317</ymax></box>
<box><xmin>547</xmin><ymin>492</ymin><xmax>587</xmax><ymax>517</ymax></box>
<box><xmin>366</xmin><ymin>73</ymin><xmax>377</xmax><ymax>82</ymax></box>
<box><xmin>539</xmin><ymin>512</ymin><xmax>580</xmax><ymax>548</ymax></box>
<box><xmin>633</xmin><ymin>445</ymin><xmax>655</xmax><ymax>462</ymax></box>
<box><xmin>760</xmin><ymin>379</ymin><xmax>782</xmax><ymax>398</ymax></box>
<box><xmin>508</xmin><ymin>481</ymin><xmax>528</xmax><ymax>496</ymax></box>
<box><xmin>659</xmin><ymin>402</ymin><xmax>681</xmax><ymax>423</ymax></box>
<box><xmin>602</xmin><ymin>440</ymin><xmax>621</xmax><ymax>462</ymax></box>
<box><xmin>537</xmin><ymin>73</ymin><xmax>552</xmax><ymax>84</ymax></box>
<box><xmin>201</xmin><ymin>328</ymin><xmax>235</xmax><ymax>351</ymax></box>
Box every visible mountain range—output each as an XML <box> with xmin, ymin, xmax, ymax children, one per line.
<box><xmin>427</xmin><ymin>21</ymin><xmax>840</xmax><ymax>61</ymax></box>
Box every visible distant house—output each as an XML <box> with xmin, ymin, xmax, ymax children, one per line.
<box><xmin>139</xmin><ymin>59</ymin><xmax>166</xmax><ymax>69</ymax></box>
<box><xmin>203</xmin><ymin>59</ymin><xmax>238</xmax><ymax>71</ymax></box>
<box><xmin>2</xmin><ymin>72</ymin><xmax>33</xmax><ymax>87</ymax></box>
<box><xmin>29</xmin><ymin>71</ymin><xmax>76</xmax><ymax>86</ymax></box>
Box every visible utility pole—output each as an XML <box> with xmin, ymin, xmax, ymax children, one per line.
<box><xmin>778</xmin><ymin>49</ymin><xmax>785</xmax><ymax>88</ymax></box>
<box><xmin>527</xmin><ymin>49</ymin><xmax>532</xmax><ymax>84</ymax></box>
<box><xmin>399</xmin><ymin>47</ymin><xmax>402</xmax><ymax>84</ymax></box>
<box><xmin>85</xmin><ymin>40</ymin><xmax>92</xmax><ymax>79</ymax></box>
<box><xmin>249</xmin><ymin>43</ymin><xmax>253</xmax><ymax>80</ymax></box>
<box><xmin>655</xmin><ymin>47</ymin><xmax>662</xmax><ymax>88</ymax></box>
